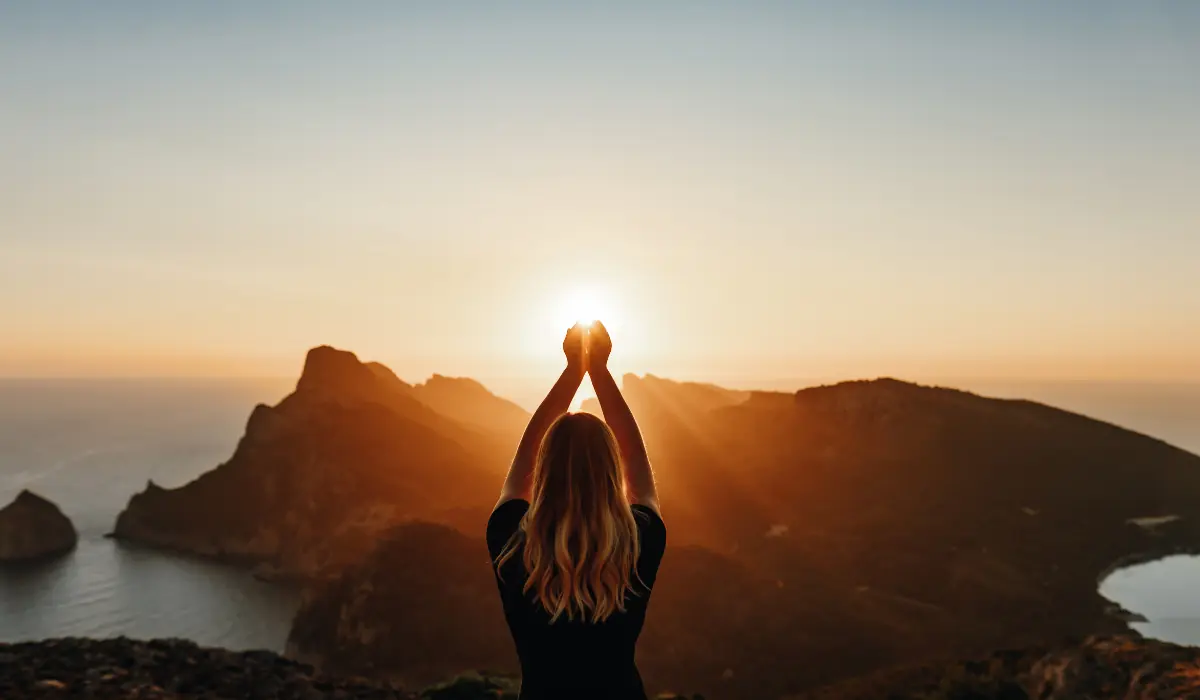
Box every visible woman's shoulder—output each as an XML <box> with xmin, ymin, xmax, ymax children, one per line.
<box><xmin>486</xmin><ymin>498</ymin><xmax>529</xmax><ymax>559</ymax></box>
<box><xmin>630</xmin><ymin>504</ymin><xmax>666</xmax><ymax>547</ymax></box>
<box><xmin>631</xmin><ymin>502</ymin><xmax>663</xmax><ymax>524</ymax></box>
<box><xmin>488</xmin><ymin>498</ymin><xmax>529</xmax><ymax>531</ymax></box>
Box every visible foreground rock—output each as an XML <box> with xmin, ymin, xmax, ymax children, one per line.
<box><xmin>293</xmin><ymin>374</ymin><xmax>1200</xmax><ymax>699</ymax></box>
<box><xmin>796</xmin><ymin>634</ymin><xmax>1200</xmax><ymax>699</ymax></box>
<box><xmin>287</xmin><ymin>521</ymin><xmax>516</xmax><ymax>687</ymax></box>
<box><xmin>2</xmin><ymin>635</ymin><xmax>1195</xmax><ymax>699</ymax></box>
<box><xmin>0</xmin><ymin>490</ymin><xmax>77</xmax><ymax>563</ymax></box>
<box><xmin>112</xmin><ymin>346</ymin><xmax>524</xmax><ymax>580</ymax></box>
<box><xmin>0</xmin><ymin>637</ymin><xmax>521</xmax><ymax>699</ymax></box>
<box><xmin>290</xmin><ymin>519</ymin><xmax>789</xmax><ymax>696</ymax></box>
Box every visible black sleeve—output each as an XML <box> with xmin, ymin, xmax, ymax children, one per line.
<box><xmin>632</xmin><ymin>505</ymin><xmax>667</xmax><ymax>591</ymax></box>
<box><xmin>486</xmin><ymin>499</ymin><xmax>529</xmax><ymax>562</ymax></box>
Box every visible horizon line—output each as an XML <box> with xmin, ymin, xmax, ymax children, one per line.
<box><xmin>2</xmin><ymin>374</ymin><xmax>1199</xmax><ymax>387</ymax></box>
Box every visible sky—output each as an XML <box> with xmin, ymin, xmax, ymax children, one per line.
<box><xmin>2</xmin><ymin>1</ymin><xmax>1199</xmax><ymax>399</ymax></box>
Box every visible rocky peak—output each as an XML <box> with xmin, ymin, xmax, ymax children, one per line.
<box><xmin>290</xmin><ymin>347</ymin><xmax>430</xmax><ymax>423</ymax></box>
<box><xmin>12</xmin><ymin>489</ymin><xmax>53</xmax><ymax>508</ymax></box>
<box><xmin>111</xmin><ymin>346</ymin><xmax>513</xmax><ymax>580</ymax></box>
<box><xmin>419</xmin><ymin>374</ymin><xmax>489</xmax><ymax>395</ymax></box>
<box><xmin>410</xmin><ymin>374</ymin><xmax>529</xmax><ymax>437</ymax></box>
<box><xmin>296</xmin><ymin>346</ymin><xmax>383</xmax><ymax>396</ymax></box>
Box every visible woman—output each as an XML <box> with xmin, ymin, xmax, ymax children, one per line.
<box><xmin>486</xmin><ymin>321</ymin><xmax>666</xmax><ymax>700</ymax></box>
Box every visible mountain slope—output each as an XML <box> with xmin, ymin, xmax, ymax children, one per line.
<box><xmin>410</xmin><ymin>374</ymin><xmax>529</xmax><ymax>439</ymax></box>
<box><xmin>109</xmin><ymin>357</ymin><xmax>1200</xmax><ymax>697</ymax></box>
<box><xmin>283</xmin><ymin>373</ymin><xmax>1200</xmax><ymax>698</ymax></box>
<box><xmin>111</xmin><ymin>346</ymin><xmax>511</xmax><ymax>579</ymax></box>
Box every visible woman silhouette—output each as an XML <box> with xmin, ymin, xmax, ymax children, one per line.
<box><xmin>487</xmin><ymin>321</ymin><xmax>666</xmax><ymax>700</ymax></box>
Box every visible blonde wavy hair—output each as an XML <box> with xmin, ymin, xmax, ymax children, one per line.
<box><xmin>496</xmin><ymin>412</ymin><xmax>642</xmax><ymax>623</ymax></box>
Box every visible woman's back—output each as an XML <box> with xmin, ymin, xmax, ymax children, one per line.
<box><xmin>488</xmin><ymin>323</ymin><xmax>664</xmax><ymax>699</ymax></box>
<box><xmin>487</xmin><ymin>499</ymin><xmax>667</xmax><ymax>699</ymax></box>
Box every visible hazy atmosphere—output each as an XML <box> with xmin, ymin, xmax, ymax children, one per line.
<box><xmin>5</xmin><ymin>4</ymin><xmax>1200</xmax><ymax>699</ymax></box>
<box><xmin>3</xmin><ymin>1</ymin><xmax>1199</xmax><ymax>394</ymax></box>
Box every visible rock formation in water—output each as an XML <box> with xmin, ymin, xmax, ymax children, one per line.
<box><xmin>0</xmin><ymin>490</ymin><xmax>77</xmax><ymax>563</ymax></box>
<box><xmin>286</xmin><ymin>372</ymin><xmax>1200</xmax><ymax>699</ymax></box>
<box><xmin>111</xmin><ymin>346</ymin><xmax>524</xmax><ymax>580</ymax></box>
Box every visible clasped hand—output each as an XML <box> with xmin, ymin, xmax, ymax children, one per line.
<box><xmin>562</xmin><ymin>322</ymin><xmax>611</xmax><ymax>374</ymax></box>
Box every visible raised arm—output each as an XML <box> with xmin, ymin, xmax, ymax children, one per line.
<box><xmin>587</xmin><ymin>322</ymin><xmax>659</xmax><ymax>513</ymax></box>
<box><xmin>495</xmin><ymin>324</ymin><xmax>587</xmax><ymax>509</ymax></box>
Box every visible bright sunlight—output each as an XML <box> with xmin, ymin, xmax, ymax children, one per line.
<box><xmin>547</xmin><ymin>286</ymin><xmax>625</xmax><ymax>409</ymax></box>
<box><xmin>556</xmin><ymin>287</ymin><xmax>616</xmax><ymax>329</ymax></box>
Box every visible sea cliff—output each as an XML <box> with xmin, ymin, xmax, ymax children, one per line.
<box><xmin>112</xmin><ymin>346</ymin><xmax>524</xmax><ymax>580</ymax></box>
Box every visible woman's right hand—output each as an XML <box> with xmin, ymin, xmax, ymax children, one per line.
<box><xmin>587</xmin><ymin>321</ymin><xmax>612</xmax><ymax>370</ymax></box>
<box><xmin>563</xmin><ymin>323</ymin><xmax>587</xmax><ymax>374</ymax></box>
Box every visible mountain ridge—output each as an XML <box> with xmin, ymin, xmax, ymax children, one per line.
<box><xmin>104</xmin><ymin>349</ymin><xmax>1200</xmax><ymax>697</ymax></box>
<box><xmin>110</xmin><ymin>346</ymin><xmax>520</xmax><ymax>579</ymax></box>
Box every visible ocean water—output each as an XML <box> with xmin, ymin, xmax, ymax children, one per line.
<box><xmin>0</xmin><ymin>378</ymin><xmax>1197</xmax><ymax>650</ymax></box>
<box><xmin>0</xmin><ymin>378</ymin><xmax>299</xmax><ymax>651</ymax></box>
<box><xmin>1100</xmin><ymin>556</ymin><xmax>1200</xmax><ymax>646</ymax></box>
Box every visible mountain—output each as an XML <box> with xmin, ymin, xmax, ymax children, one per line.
<box><xmin>623</xmin><ymin>374</ymin><xmax>752</xmax><ymax>414</ymax></box>
<box><xmin>107</xmin><ymin>352</ymin><xmax>1200</xmax><ymax>697</ymax></box>
<box><xmin>580</xmin><ymin>373</ymin><xmax>751</xmax><ymax>418</ymax></box>
<box><xmin>0</xmin><ymin>490</ymin><xmax>77</xmax><ymax>563</ymax></box>
<box><xmin>409</xmin><ymin>374</ymin><xmax>530</xmax><ymax>438</ymax></box>
<box><xmin>111</xmin><ymin>346</ymin><xmax>515</xmax><ymax>580</ymax></box>
<box><xmin>287</xmin><ymin>521</ymin><xmax>516</xmax><ymax>686</ymax></box>
<box><xmin>289</xmin><ymin>372</ymin><xmax>1200</xmax><ymax>698</ymax></box>
<box><xmin>632</xmin><ymin>376</ymin><xmax>1200</xmax><ymax>693</ymax></box>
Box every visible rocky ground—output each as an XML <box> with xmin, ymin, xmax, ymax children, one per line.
<box><xmin>0</xmin><ymin>637</ymin><xmax>533</xmax><ymax>700</ymax></box>
<box><xmin>795</xmin><ymin>634</ymin><xmax>1200</xmax><ymax>700</ymax></box>
<box><xmin>0</xmin><ymin>637</ymin><xmax>699</xmax><ymax>700</ymax></box>
<box><xmin>0</xmin><ymin>638</ymin><xmax>401</xmax><ymax>699</ymax></box>
<box><xmin>2</xmin><ymin>635</ymin><xmax>1198</xmax><ymax>699</ymax></box>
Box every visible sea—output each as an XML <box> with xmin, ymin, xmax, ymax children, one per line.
<box><xmin>1</xmin><ymin>378</ymin><xmax>1198</xmax><ymax>651</ymax></box>
<box><xmin>0</xmin><ymin>378</ymin><xmax>299</xmax><ymax>651</ymax></box>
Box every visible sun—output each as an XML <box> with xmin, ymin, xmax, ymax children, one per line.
<box><xmin>556</xmin><ymin>287</ymin><xmax>614</xmax><ymax>329</ymax></box>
